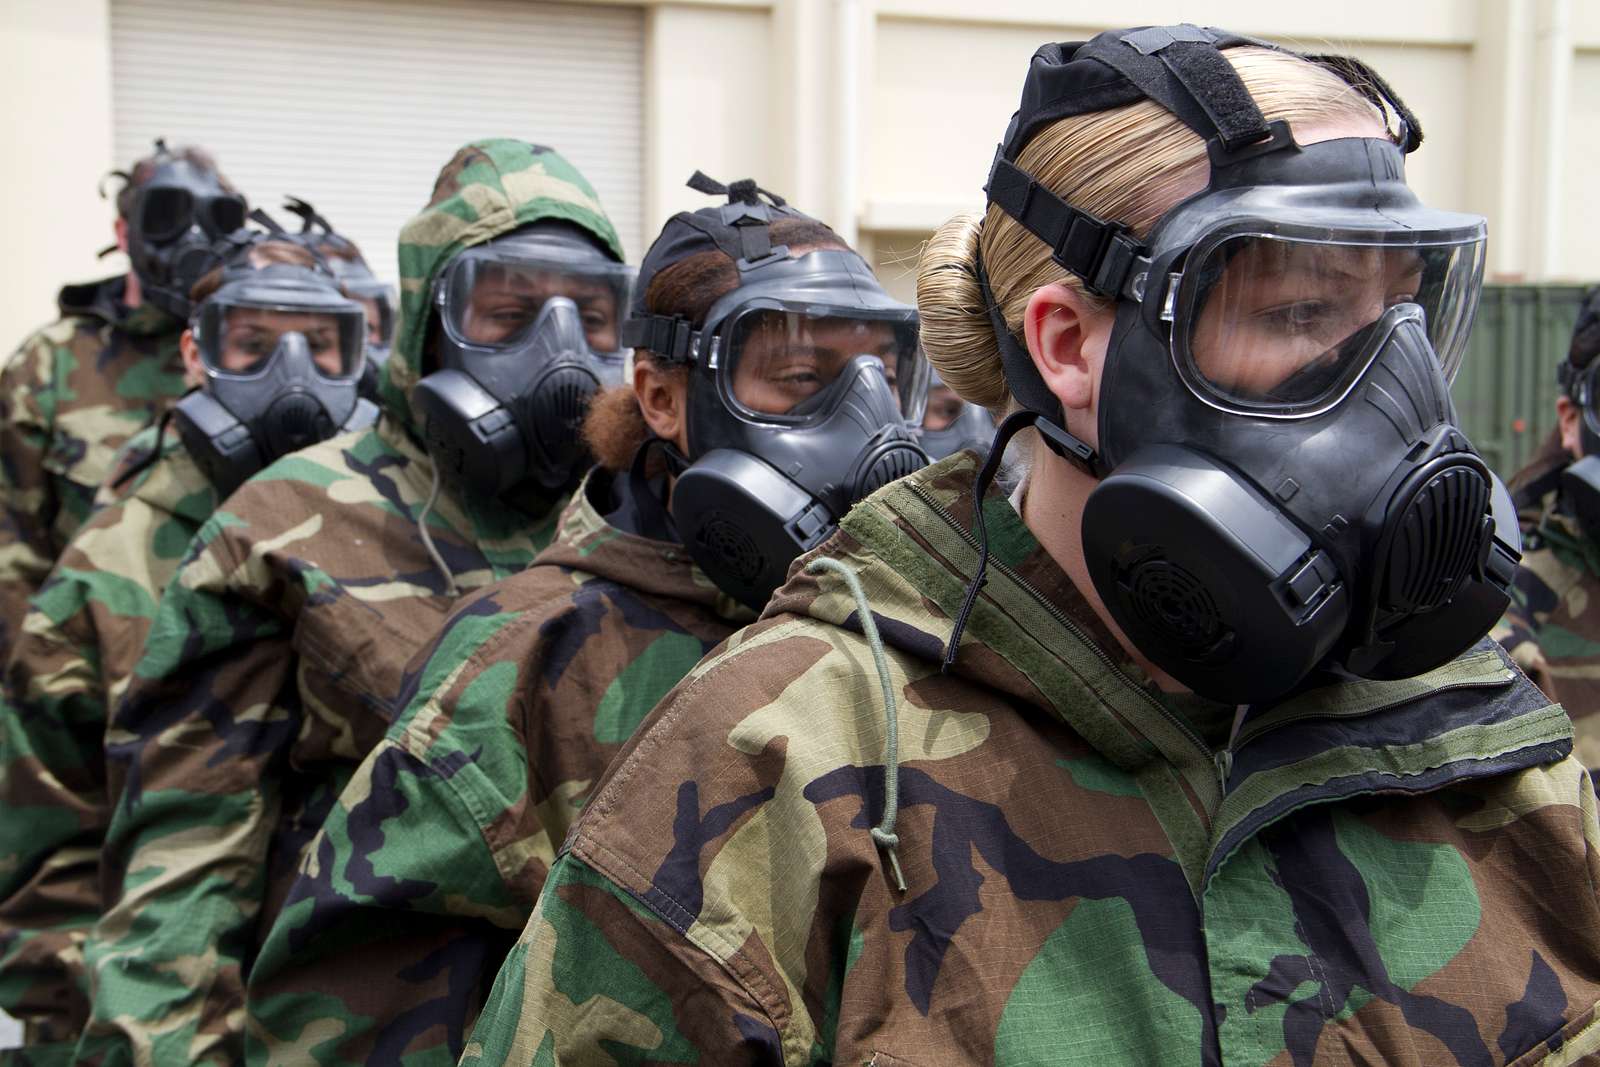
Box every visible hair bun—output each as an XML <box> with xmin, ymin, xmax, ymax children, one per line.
<box><xmin>917</xmin><ymin>212</ymin><xmax>1011</xmax><ymax>412</ymax></box>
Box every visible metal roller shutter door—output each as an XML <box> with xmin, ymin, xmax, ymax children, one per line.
<box><xmin>110</xmin><ymin>0</ymin><xmax>645</xmax><ymax>284</ymax></box>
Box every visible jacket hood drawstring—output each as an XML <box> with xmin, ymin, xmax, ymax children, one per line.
<box><xmin>417</xmin><ymin>460</ymin><xmax>461</xmax><ymax>597</ymax></box>
<box><xmin>807</xmin><ymin>556</ymin><xmax>906</xmax><ymax>893</ymax></box>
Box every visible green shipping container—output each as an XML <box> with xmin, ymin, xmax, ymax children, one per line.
<box><xmin>1452</xmin><ymin>283</ymin><xmax>1592</xmax><ymax>480</ymax></box>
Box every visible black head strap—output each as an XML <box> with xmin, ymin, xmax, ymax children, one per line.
<box><xmin>984</xmin><ymin>161</ymin><xmax>1145</xmax><ymax>300</ymax></box>
<box><xmin>683</xmin><ymin>170</ymin><xmax>790</xmax><ymax>267</ymax></box>
<box><xmin>624</xmin><ymin>315</ymin><xmax>698</xmax><ymax>364</ymax></box>
<box><xmin>623</xmin><ymin>171</ymin><xmax>808</xmax><ymax>363</ymax></box>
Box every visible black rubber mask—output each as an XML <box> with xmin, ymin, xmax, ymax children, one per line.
<box><xmin>625</xmin><ymin>176</ymin><xmax>929</xmax><ymax>611</ymax></box>
<box><xmin>415</xmin><ymin>228</ymin><xmax>633</xmax><ymax>499</ymax></box>
<box><xmin>175</xmin><ymin>263</ymin><xmax>374</xmax><ymax>496</ymax></box>
<box><xmin>125</xmin><ymin>146</ymin><xmax>247</xmax><ymax>319</ymax></box>
<box><xmin>965</xmin><ymin>25</ymin><xmax>1519</xmax><ymax>703</ymax></box>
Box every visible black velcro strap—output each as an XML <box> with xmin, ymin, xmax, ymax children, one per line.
<box><xmin>1156</xmin><ymin>40</ymin><xmax>1271</xmax><ymax>152</ymax></box>
<box><xmin>986</xmin><ymin>158</ymin><xmax>1144</xmax><ymax>299</ymax></box>
<box><xmin>1098</xmin><ymin>26</ymin><xmax>1270</xmax><ymax>152</ymax></box>
<box><xmin>622</xmin><ymin>313</ymin><xmax>698</xmax><ymax>363</ymax></box>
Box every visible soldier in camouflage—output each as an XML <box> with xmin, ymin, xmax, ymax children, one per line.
<box><xmin>241</xmin><ymin>190</ymin><xmax>918</xmax><ymax>1065</ymax></box>
<box><xmin>463</xmin><ymin>35</ymin><xmax>1600</xmax><ymax>1067</ymax></box>
<box><xmin>0</xmin><ymin>235</ymin><xmax>376</xmax><ymax>1066</ymax></box>
<box><xmin>1495</xmin><ymin>285</ymin><xmax>1600</xmax><ymax>774</ymax></box>
<box><xmin>0</xmin><ymin>144</ymin><xmax>238</xmax><ymax>660</ymax></box>
<box><xmin>72</xmin><ymin>140</ymin><xmax>626</xmax><ymax>1067</ymax></box>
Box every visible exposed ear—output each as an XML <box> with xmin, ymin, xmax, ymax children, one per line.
<box><xmin>1022</xmin><ymin>281</ymin><xmax>1115</xmax><ymax>443</ymax></box>
<box><xmin>1558</xmin><ymin>394</ymin><xmax>1584</xmax><ymax>459</ymax></box>
<box><xmin>634</xmin><ymin>353</ymin><xmax>690</xmax><ymax>454</ymax></box>
<box><xmin>179</xmin><ymin>328</ymin><xmax>205</xmax><ymax>389</ymax></box>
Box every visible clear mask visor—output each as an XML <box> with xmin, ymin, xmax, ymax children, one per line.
<box><xmin>1173</xmin><ymin>228</ymin><xmax>1486</xmax><ymax>417</ymax></box>
<box><xmin>438</xmin><ymin>247</ymin><xmax>633</xmax><ymax>358</ymax></box>
<box><xmin>719</xmin><ymin>304</ymin><xmax>929</xmax><ymax>426</ymax></box>
<box><xmin>199</xmin><ymin>301</ymin><xmax>366</xmax><ymax>381</ymax></box>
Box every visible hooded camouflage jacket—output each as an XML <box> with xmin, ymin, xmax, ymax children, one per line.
<box><xmin>0</xmin><ymin>422</ymin><xmax>217</xmax><ymax>1067</ymax></box>
<box><xmin>243</xmin><ymin>467</ymin><xmax>751</xmax><ymax>1066</ymax></box>
<box><xmin>464</xmin><ymin>452</ymin><xmax>1600</xmax><ymax>1067</ymax></box>
<box><xmin>74</xmin><ymin>141</ymin><xmax>624</xmax><ymax>1067</ymax></box>
<box><xmin>1494</xmin><ymin>489</ymin><xmax>1600</xmax><ymax>775</ymax></box>
<box><xmin>0</xmin><ymin>278</ymin><xmax>183</xmax><ymax>660</ymax></box>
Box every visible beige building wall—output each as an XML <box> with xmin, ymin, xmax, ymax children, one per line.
<box><xmin>0</xmin><ymin>0</ymin><xmax>1594</xmax><ymax>342</ymax></box>
<box><xmin>1</xmin><ymin>0</ymin><xmax>119</xmax><ymax>348</ymax></box>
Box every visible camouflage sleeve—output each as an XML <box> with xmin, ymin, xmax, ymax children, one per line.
<box><xmin>246</xmin><ymin>602</ymin><xmax>539</xmax><ymax>1067</ymax></box>
<box><xmin>0</xmin><ymin>331</ymin><xmax>66</xmax><ymax>660</ymax></box>
<box><xmin>76</xmin><ymin>521</ymin><xmax>297</xmax><ymax>1067</ymax></box>
<box><xmin>460</xmin><ymin>855</ymin><xmax>781</xmax><ymax>1067</ymax></box>
<box><xmin>0</xmin><ymin>569</ymin><xmax>129</xmax><ymax>1059</ymax></box>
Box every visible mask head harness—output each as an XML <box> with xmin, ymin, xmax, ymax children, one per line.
<box><xmin>624</xmin><ymin>171</ymin><xmax>931</xmax><ymax>612</ymax></box>
<box><xmin>277</xmin><ymin>196</ymin><xmax>394</xmax><ymax>403</ymax></box>
<box><xmin>106</xmin><ymin>138</ymin><xmax>248</xmax><ymax>319</ymax></box>
<box><xmin>948</xmin><ymin>25</ymin><xmax>1520</xmax><ymax>704</ymax></box>
<box><xmin>414</xmin><ymin>220</ymin><xmax>635</xmax><ymax>500</ymax></box>
<box><xmin>173</xmin><ymin>237</ymin><xmax>376</xmax><ymax>497</ymax></box>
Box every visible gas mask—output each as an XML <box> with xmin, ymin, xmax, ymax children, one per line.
<box><xmin>124</xmin><ymin>141</ymin><xmax>247</xmax><ymax>319</ymax></box>
<box><xmin>175</xmin><ymin>262</ymin><xmax>376</xmax><ymax>497</ymax></box>
<box><xmin>967</xmin><ymin>25</ymin><xmax>1519</xmax><ymax>704</ymax></box>
<box><xmin>919</xmin><ymin>369</ymin><xmax>998</xmax><ymax>461</ymax></box>
<box><xmin>414</xmin><ymin>228</ymin><xmax>634</xmax><ymax>499</ymax></box>
<box><xmin>625</xmin><ymin>174</ymin><xmax>930</xmax><ymax>612</ymax></box>
<box><xmin>279</xmin><ymin>196</ymin><xmax>396</xmax><ymax>373</ymax></box>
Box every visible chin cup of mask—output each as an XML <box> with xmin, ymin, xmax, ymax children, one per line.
<box><xmin>671</xmin><ymin>450</ymin><xmax>836</xmax><ymax>613</ymax></box>
<box><xmin>1081</xmin><ymin>428</ymin><xmax>1521</xmax><ymax>704</ymax></box>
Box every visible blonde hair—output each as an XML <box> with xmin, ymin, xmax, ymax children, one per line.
<box><xmin>916</xmin><ymin>46</ymin><xmax>1387</xmax><ymax>411</ymax></box>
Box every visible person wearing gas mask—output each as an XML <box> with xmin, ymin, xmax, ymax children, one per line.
<box><xmin>461</xmin><ymin>30</ymin><xmax>1600</xmax><ymax>1067</ymax></box>
<box><xmin>238</xmin><ymin>173</ymin><xmax>925</xmax><ymax>1067</ymax></box>
<box><xmin>0</xmin><ymin>140</ymin><xmax>243</xmax><ymax>660</ymax></box>
<box><xmin>73</xmin><ymin>140</ymin><xmax>626</xmax><ymax>1067</ymax></box>
<box><xmin>0</xmin><ymin>235</ymin><xmax>373</xmax><ymax>1065</ymax></box>
<box><xmin>1495</xmin><ymin>285</ymin><xmax>1600</xmax><ymax>776</ymax></box>
<box><xmin>280</xmin><ymin>196</ymin><xmax>398</xmax><ymax>399</ymax></box>
<box><xmin>919</xmin><ymin>366</ymin><xmax>998</xmax><ymax>461</ymax></box>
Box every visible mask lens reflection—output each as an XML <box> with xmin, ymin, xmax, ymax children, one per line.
<box><xmin>213</xmin><ymin>308</ymin><xmax>354</xmax><ymax>378</ymax></box>
<box><xmin>1182</xmin><ymin>234</ymin><xmax>1480</xmax><ymax>413</ymax></box>
<box><xmin>454</xmin><ymin>260</ymin><xmax>622</xmax><ymax>353</ymax></box>
<box><xmin>728</xmin><ymin>310</ymin><xmax>908</xmax><ymax>417</ymax></box>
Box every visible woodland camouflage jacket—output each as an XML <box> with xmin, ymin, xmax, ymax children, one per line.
<box><xmin>465</xmin><ymin>452</ymin><xmax>1600</xmax><ymax>1067</ymax></box>
<box><xmin>1494</xmin><ymin>489</ymin><xmax>1600</xmax><ymax>776</ymax></box>
<box><xmin>244</xmin><ymin>468</ymin><xmax>751</xmax><ymax>1066</ymax></box>
<box><xmin>73</xmin><ymin>139</ymin><xmax>624</xmax><ymax>1067</ymax></box>
<box><xmin>0</xmin><ymin>424</ymin><xmax>216</xmax><ymax>1067</ymax></box>
<box><xmin>0</xmin><ymin>278</ymin><xmax>183</xmax><ymax>660</ymax></box>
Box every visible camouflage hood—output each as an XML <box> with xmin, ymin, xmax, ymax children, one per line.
<box><xmin>765</xmin><ymin>451</ymin><xmax>1137</xmax><ymax>715</ymax></box>
<box><xmin>538</xmin><ymin>468</ymin><xmax>753</xmax><ymax>623</ymax></box>
<box><xmin>57</xmin><ymin>275</ymin><xmax>179</xmax><ymax>338</ymax></box>
<box><xmin>382</xmin><ymin>139</ymin><xmax>625</xmax><ymax>437</ymax></box>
